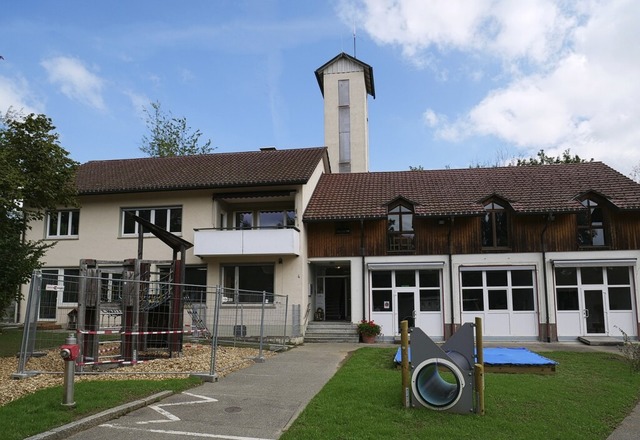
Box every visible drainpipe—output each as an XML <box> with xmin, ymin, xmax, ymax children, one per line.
<box><xmin>541</xmin><ymin>213</ymin><xmax>554</xmax><ymax>342</ymax></box>
<box><xmin>448</xmin><ymin>216</ymin><xmax>455</xmax><ymax>338</ymax></box>
<box><xmin>360</xmin><ymin>219</ymin><xmax>366</xmax><ymax>320</ymax></box>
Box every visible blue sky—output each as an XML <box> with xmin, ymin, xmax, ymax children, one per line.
<box><xmin>2</xmin><ymin>1</ymin><xmax>639</xmax><ymax>177</ymax></box>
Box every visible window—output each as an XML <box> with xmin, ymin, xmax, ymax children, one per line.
<box><xmin>40</xmin><ymin>268</ymin><xmax>80</xmax><ymax>304</ymax></box>
<box><xmin>234</xmin><ymin>209</ymin><xmax>295</xmax><ymax>229</ymax></box>
<box><xmin>159</xmin><ymin>266</ymin><xmax>208</xmax><ymax>303</ymax></box>
<box><xmin>482</xmin><ymin>201</ymin><xmax>509</xmax><ymax>248</ymax></box>
<box><xmin>122</xmin><ymin>207</ymin><xmax>182</xmax><ymax>236</ymax></box>
<box><xmin>335</xmin><ymin>222</ymin><xmax>351</xmax><ymax>235</ymax></box>
<box><xmin>371</xmin><ymin>270</ymin><xmax>392</xmax><ymax>311</ymax></box>
<box><xmin>419</xmin><ymin>270</ymin><xmax>441</xmax><ymax>312</ymax></box>
<box><xmin>338</xmin><ymin>79</ymin><xmax>351</xmax><ymax>173</ymax></box>
<box><xmin>100</xmin><ymin>272</ymin><xmax>123</xmax><ymax>303</ymax></box>
<box><xmin>222</xmin><ymin>264</ymin><xmax>274</xmax><ymax>303</ymax></box>
<box><xmin>555</xmin><ymin>266</ymin><xmax>633</xmax><ymax>312</ymax></box>
<box><xmin>461</xmin><ymin>269</ymin><xmax>535</xmax><ymax>312</ymax></box>
<box><xmin>47</xmin><ymin>210</ymin><xmax>80</xmax><ymax>238</ymax></box>
<box><xmin>578</xmin><ymin>199</ymin><xmax>605</xmax><ymax>246</ymax></box>
<box><xmin>387</xmin><ymin>202</ymin><xmax>415</xmax><ymax>252</ymax></box>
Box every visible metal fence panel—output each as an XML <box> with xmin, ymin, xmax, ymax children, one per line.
<box><xmin>14</xmin><ymin>270</ymin><xmax>299</xmax><ymax>379</ymax></box>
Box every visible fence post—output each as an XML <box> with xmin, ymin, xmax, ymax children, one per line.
<box><xmin>282</xmin><ymin>295</ymin><xmax>289</xmax><ymax>348</ymax></box>
<box><xmin>255</xmin><ymin>291</ymin><xmax>266</xmax><ymax>363</ymax></box>
<box><xmin>195</xmin><ymin>286</ymin><xmax>220</xmax><ymax>382</ymax></box>
<box><xmin>13</xmin><ymin>271</ymin><xmax>42</xmax><ymax>378</ymax></box>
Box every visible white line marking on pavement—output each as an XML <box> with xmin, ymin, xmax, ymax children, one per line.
<box><xmin>137</xmin><ymin>392</ymin><xmax>218</xmax><ymax>425</ymax></box>
<box><xmin>100</xmin><ymin>423</ymin><xmax>275</xmax><ymax>440</ymax></box>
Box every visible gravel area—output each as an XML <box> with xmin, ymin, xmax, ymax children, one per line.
<box><xmin>0</xmin><ymin>344</ymin><xmax>274</xmax><ymax>407</ymax></box>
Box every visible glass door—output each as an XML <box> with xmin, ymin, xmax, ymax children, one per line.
<box><xmin>584</xmin><ymin>289</ymin><xmax>606</xmax><ymax>334</ymax></box>
<box><xmin>397</xmin><ymin>291</ymin><xmax>415</xmax><ymax>332</ymax></box>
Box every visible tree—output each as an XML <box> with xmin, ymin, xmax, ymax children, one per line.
<box><xmin>140</xmin><ymin>101</ymin><xmax>213</xmax><ymax>157</ymax></box>
<box><xmin>0</xmin><ymin>113</ymin><xmax>78</xmax><ymax>314</ymax></box>
<box><xmin>516</xmin><ymin>149</ymin><xmax>592</xmax><ymax>166</ymax></box>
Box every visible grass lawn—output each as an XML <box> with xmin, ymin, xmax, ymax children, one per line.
<box><xmin>0</xmin><ymin>377</ymin><xmax>202</xmax><ymax>440</ymax></box>
<box><xmin>0</xmin><ymin>327</ymin><xmax>70</xmax><ymax>358</ymax></box>
<box><xmin>281</xmin><ymin>347</ymin><xmax>640</xmax><ymax>440</ymax></box>
<box><xmin>0</xmin><ymin>328</ymin><xmax>26</xmax><ymax>357</ymax></box>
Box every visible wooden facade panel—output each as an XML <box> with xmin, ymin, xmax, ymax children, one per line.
<box><xmin>306</xmin><ymin>210</ymin><xmax>640</xmax><ymax>258</ymax></box>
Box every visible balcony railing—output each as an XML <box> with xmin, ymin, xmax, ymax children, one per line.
<box><xmin>194</xmin><ymin>227</ymin><xmax>300</xmax><ymax>257</ymax></box>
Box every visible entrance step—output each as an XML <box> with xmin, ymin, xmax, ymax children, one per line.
<box><xmin>578</xmin><ymin>336</ymin><xmax>623</xmax><ymax>346</ymax></box>
<box><xmin>304</xmin><ymin>321</ymin><xmax>359</xmax><ymax>343</ymax></box>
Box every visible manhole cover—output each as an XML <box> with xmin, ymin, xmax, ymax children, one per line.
<box><xmin>224</xmin><ymin>406</ymin><xmax>242</xmax><ymax>413</ymax></box>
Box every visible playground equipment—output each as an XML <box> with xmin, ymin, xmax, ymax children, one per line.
<box><xmin>409</xmin><ymin>323</ymin><xmax>477</xmax><ymax>413</ymax></box>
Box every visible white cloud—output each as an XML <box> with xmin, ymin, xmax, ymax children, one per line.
<box><xmin>41</xmin><ymin>56</ymin><xmax>106</xmax><ymax>110</ymax></box>
<box><xmin>423</xmin><ymin>108</ymin><xmax>442</xmax><ymax>128</ymax></box>
<box><xmin>123</xmin><ymin>90</ymin><xmax>150</xmax><ymax>118</ymax></box>
<box><xmin>341</xmin><ymin>0</ymin><xmax>640</xmax><ymax>174</ymax></box>
<box><xmin>0</xmin><ymin>75</ymin><xmax>43</xmax><ymax>116</ymax></box>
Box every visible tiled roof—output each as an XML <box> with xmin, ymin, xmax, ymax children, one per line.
<box><xmin>76</xmin><ymin>147</ymin><xmax>327</xmax><ymax>195</ymax></box>
<box><xmin>304</xmin><ymin>162</ymin><xmax>640</xmax><ymax>220</ymax></box>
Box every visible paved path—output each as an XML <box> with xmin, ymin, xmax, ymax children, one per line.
<box><xmin>28</xmin><ymin>341</ymin><xmax>639</xmax><ymax>440</ymax></box>
<box><xmin>48</xmin><ymin>343</ymin><xmax>358</xmax><ymax>440</ymax></box>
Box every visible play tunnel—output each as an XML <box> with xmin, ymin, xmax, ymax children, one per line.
<box><xmin>410</xmin><ymin>324</ymin><xmax>475</xmax><ymax>414</ymax></box>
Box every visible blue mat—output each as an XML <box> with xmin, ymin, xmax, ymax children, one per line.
<box><xmin>394</xmin><ymin>347</ymin><xmax>557</xmax><ymax>366</ymax></box>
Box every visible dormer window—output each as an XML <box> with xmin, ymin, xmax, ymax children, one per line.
<box><xmin>482</xmin><ymin>201</ymin><xmax>509</xmax><ymax>249</ymax></box>
<box><xmin>387</xmin><ymin>202</ymin><xmax>415</xmax><ymax>252</ymax></box>
<box><xmin>578</xmin><ymin>198</ymin><xmax>605</xmax><ymax>246</ymax></box>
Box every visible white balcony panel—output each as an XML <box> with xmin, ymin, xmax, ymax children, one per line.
<box><xmin>194</xmin><ymin>229</ymin><xmax>300</xmax><ymax>256</ymax></box>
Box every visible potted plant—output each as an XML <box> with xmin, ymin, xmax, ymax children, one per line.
<box><xmin>358</xmin><ymin>319</ymin><xmax>381</xmax><ymax>343</ymax></box>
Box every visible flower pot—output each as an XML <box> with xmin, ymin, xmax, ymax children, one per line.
<box><xmin>361</xmin><ymin>334</ymin><xmax>377</xmax><ymax>344</ymax></box>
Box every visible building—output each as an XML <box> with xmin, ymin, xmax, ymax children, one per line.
<box><xmin>304</xmin><ymin>164</ymin><xmax>640</xmax><ymax>341</ymax></box>
<box><xmin>23</xmin><ymin>147</ymin><xmax>329</xmax><ymax>337</ymax></box>
<box><xmin>18</xmin><ymin>52</ymin><xmax>640</xmax><ymax>342</ymax></box>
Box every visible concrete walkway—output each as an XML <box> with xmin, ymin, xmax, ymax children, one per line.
<box><xmin>28</xmin><ymin>341</ymin><xmax>639</xmax><ymax>440</ymax></box>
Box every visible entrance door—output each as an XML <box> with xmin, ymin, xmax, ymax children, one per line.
<box><xmin>397</xmin><ymin>291</ymin><xmax>415</xmax><ymax>331</ymax></box>
<box><xmin>584</xmin><ymin>289</ymin><xmax>606</xmax><ymax>334</ymax></box>
<box><xmin>324</xmin><ymin>277</ymin><xmax>350</xmax><ymax>320</ymax></box>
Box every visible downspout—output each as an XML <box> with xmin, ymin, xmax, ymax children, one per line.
<box><xmin>360</xmin><ymin>219</ymin><xmax>366</xmax><ymax>320</ymax></box>
<box><xmin>448</xmin><ymin>216</ymin><xmax>455</xmax><ymax>338</ymax></box>
<box><xmin>541</xmin><ymin>213</ymin><xmax>554</xmax><ymax>342</ymax></box>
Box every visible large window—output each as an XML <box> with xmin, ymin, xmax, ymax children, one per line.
<box><xmin>370</xmin><ymin>269</ymin><xmax>442</xmax><ymax>312</ymax></box>
<box><xmin>41</xmin><ymin>268</ymin><xmax>80</xmax><ymax>304</ymax></box>
<box><xmin>461</xmin><ymin>269</ymin><xmax>535</xmax><ymax>312</ymax></box>
<box><xmin>577</xmin><ymin>199</ymin><xmax>605</xmax><ymax>246</ymax></box>
<box><xmin>222</xmin><ymin>264</ymin><xmax>274</xmax><ymax>303</ymax></box>
<box><xmin>482</xmin><ymin>201</ymin><xmax>509</xmax><ymax>248</ymax></box>
<box><xmin>234</xmin><ymin>209</ymin><xmax>295</xmax><ymax>229</ymax></box>
<box><xmin>47</xmin><ymin>210</ymin><xmax>80</xmax><ymax>238</ymax></box>
<box><xmin>387</xmin><ymin>202</ymin><xmax>415</xmax><ymax>252</ymax></box>
<box><xmin>555</xmin><ymin>266</ymin><xmax>632</xmax><ymax>311</ymax></box>
<box><xmin>159</xmin><ymin>266</ymin><xmax>208</xmax><ymax>303</ymax></box>
<box><xmin>122</xmin><ymin>207</ymin><xmax>182</xmax><ymax>236</ymax></box>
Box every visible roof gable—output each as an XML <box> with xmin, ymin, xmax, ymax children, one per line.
<box><xmin>315</xmin><ymin>52</ymin><xmax>375</xmax><ymax>98</ymax></box>
<box><xmin>76</xmin><ymin>147</ymin><xmax>328</xmax><ymax>195</ymax></box>
<box><xmin>303</xmin><ymin>162</ymin><xmax>640</xmax><ymax>221</ymax></box>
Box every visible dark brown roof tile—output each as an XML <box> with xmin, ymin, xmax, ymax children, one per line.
<box><xmin>304</xmin><ymin>162</ymin><xmax>640</xmax><ymax>220</ymax></box>
<box><xmin>76</xmin><ymin>147</ymin><xmax>327</xmax><ymax>194</ymax></box>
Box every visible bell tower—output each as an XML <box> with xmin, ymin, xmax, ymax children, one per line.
<box><xmin>315</xmin><ymin>53</ymin><xmax>375</xmax><ymax>173</ymax></box>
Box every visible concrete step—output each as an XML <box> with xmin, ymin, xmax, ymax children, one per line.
<box><xmin>305</xmin><ymin>321</ymin><xmax>359</xmax><ymax>343</ymax></box>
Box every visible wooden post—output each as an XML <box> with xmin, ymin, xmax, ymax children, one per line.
<box><xmin>474</xmin><ymin>316</ymin><xmax>485</xmax><ymax>415</ymax></box>
<box><xmin>401</xmin><ymin>320</ymin><xmax>410</xmax><ymax>408</ymax></box>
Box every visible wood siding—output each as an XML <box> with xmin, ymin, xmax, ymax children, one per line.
<box><xmin>306</xmin><ymin>209</ymin><xmax>640</xmax><ymax>258</ymax></box>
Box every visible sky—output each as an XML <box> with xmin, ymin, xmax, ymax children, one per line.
<box><xmin>1</xmin><ymin>0</ymin><xmax>639</xmax><ymax>177</ymax></box>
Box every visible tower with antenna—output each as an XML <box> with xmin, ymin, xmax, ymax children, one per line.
<box><xmin>315</xmin><ymin>52</ymin><xmax>375</xmax><ymax>173</ymax></box>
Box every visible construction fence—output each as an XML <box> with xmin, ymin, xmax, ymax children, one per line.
<box><xmin>14</xmin><ymin>267</ymin><xmax>304</xmax><ymax>380</ymax></box>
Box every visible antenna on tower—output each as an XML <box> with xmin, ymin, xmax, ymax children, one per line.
<box><xmin>353</xmin><ymin>22</ymin><xmax>357</xmax><ymax>58</ymax></box>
